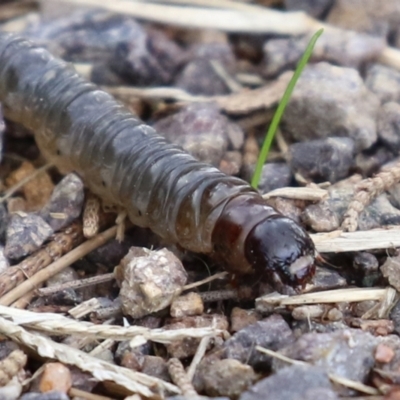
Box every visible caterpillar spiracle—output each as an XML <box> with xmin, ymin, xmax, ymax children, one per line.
<box><xmin>0</xmin><ymin>32</ymin><xmax>315</xmax><ymax>287</ymax></box>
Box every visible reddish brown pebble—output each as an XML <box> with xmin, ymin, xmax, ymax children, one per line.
<box><xmin>375</xmin><ymin>343</ymin><xmax>395</xmax><ymax>363</ymax></box>
<box><xmin>170</xmin><ymin>292</ymin><xmax>204</xmax><ymax>318</ymax></box>
<box><xmin>39</xmin><ymin>363</ymin><xmax>72</xmax><ymax>394</ymax></box>
<box><xmin>230</xmin><ymin>307</ymin><xmax>262</xmax><ymax>333</ymax></box>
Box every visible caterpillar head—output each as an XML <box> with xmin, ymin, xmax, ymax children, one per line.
<box><xmin>245</xmin><ymin>215</ymin><xmax>316</xmax><ymax>287</ymax></box>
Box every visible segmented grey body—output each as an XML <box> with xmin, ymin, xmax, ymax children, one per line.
<box><xmin>0</xmin><ymin>33</ymin><xmax>316</xmax><ymax>286</ymax></box>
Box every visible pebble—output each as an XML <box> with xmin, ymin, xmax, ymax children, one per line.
<box><xmin>0</xmin><ymin>203</ymin><xmax>8</xmax><ymax>243</ymax></box>
<box><xmin>115</xmin><ymin>247</ymin><xmax>187</xmax><ymax>318</ymax></box>
<box><xmin>230</xmin><ymin>307</ymin><xmax>262</xmax><ymax>333</ymax></box>
<box><xmin>375</xmin><ymin>343</ymin><xmax>395</xmax><ymax>363</ymax></box>
<box><xmin>175</xmin><ymin>42</ymin><xmax>236</xmax><ymax>95</ymax></box>
<box><xmin>4</xmin><ymin>213</ymin><xmax>53</xmax><ymax>259</ymax></box>
<box><xmin>327</xmin><ymin>0</ymin><xmax>400</xmax><ymax>37</ymax></box>
<box><xmin>352</xmin><ymin>252</ymin><xmax>380</xmax><ymax>287</ymax></box>
<box><xmin>263</xmin><ymin>30</ymin><xmax>384</xmax><ymax>77</ymax></box>
<box><xmin>141</xmin><ymin>355</ymin><xmax>170</xmax><ymax>382</ymax></box>
<box><xmin>257</xmin><ymin>163</ymin><xmax>292</xmax><ymax>194</ymax></box>
<box><xmin>170</xmin><ymin>292</ymin><xmax>204</xmax><ymax>318</ymax></box>
<box><xmin>110</xmin><ymin>26</ymin><xmax>184</xmax><ymax>86</ymax></box>
<box><xmin>302</xmin><ymin>176</ymin><xmax>400</xmax><ymax>232</ymax></box>
<box><xmin>273</xmin><ymin>329</ymin><xmax>377</xmax><ymax>394</ymax></box>
<box><xmin>380</xmin><ymin>253</ymin><xmax>400</xmax><ymax>291</ymax></box>
<box><xmin>25</xmin><ymin>10</ymin><xmax>184</xmax><ymax>86</ymax></box>
<box><xmin>240</xmin><ymin>365</ymin><xmax>338</xmax><ymax>400</ymax></box>
<box><xmin>40</xmin><ymin>174</ymin><xmax>84</xmax><ymax>232</ymax></box>
<box><xmin>222</xmin><ymin>314</ymin><xmax>294</xmax><ymax>370</ymax></box>
<box><xmin>366</xmin><ymin>64</ymin><xmax>400</xmax><ymax>104</ymax></box>
<box><xmin>200</xmin><ymin>359</ymin><xmax>257</xmax><ymax>398</ymax></box>
<box><xmin>288</xmin><ymin>137</ymin><xmax>355</xmax><ymax>183</ymax></box>
<box><xmin>282</xmin><ymin>62</ymin><xmax>379</xmax><ymax>151</ymax></box>
<box><xmin>153</xmin><ymin>103</ymin><xmax>242</xmax><ymax>167</ymax></box>
<box><xmin>390</xmin><ymin>299</ymin><xmax>400</xmax><ymax>335</ymax></box>
<box><xmin>377</xmin><ymin>102</ymin><xmax>400</xmax><ymax>152</ymax></box>
<box><xmin>39</xmin><ymin>363</ymin><xmax>72</xmax><ymax>394</ymax></box>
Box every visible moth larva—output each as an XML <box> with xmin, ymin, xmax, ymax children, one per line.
<box><xmin>0</xmin><ymin>33</ymin><xmax>315</xmax><ymax>287</ymax></box>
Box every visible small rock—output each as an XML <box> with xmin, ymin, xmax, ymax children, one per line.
<box><xmin>39</xmin><ymin>363</ymin><xmax>72</xmax><ymax>394</ymax></box>
<box><xmin>381</xmin><ymin>253</ymin><xmax>400</xmax><ymax>291</ymax></box>
<box><xmin>375</xmin><ymin>343</ymin><xmax>395</xmax><ymax>363</ymax></box>
<box><xmin>141</xmin><ymin>356</ymin><xmax>170</xmax><ymax>381</ymax></box>
<box><xmin>378</xmin><ymin>102</ymin><xmax>400</xmax><ymax>152</ymax></box>
<box><xmin>273</xmin><ymin>329</ymin><xmax>377</xmax><ymax>393</ymax></box>
<box><xmin>170</xmin><ymin>292</ymin><xmax>204</xmax><ymax>318</ymax></box>
<box><xmin>356</xmin><ymin>146</ymin><xmax>392</xmax><ymax>177</ymax></box>
<box><xmin>303</xmin><ymin>176</ymin><xmax>400</xmax><ymax>232</ymax></box>
<box><xmin>6</xmin><ymin>161</ymin><xmax>54</xmax><ymax>211</ymax></box>
<box><xmin>110</xmin><ymin>26</ymin><xmax>184</xmax><ymax>86</ymax></box>
<box><xmin>257</xmin><ymin>163</ymin><xmax>292</xmax><ymax>194</ymax></box>
<box><xmin>366</xmin><ymin>64</ymin><xmax>400</xmax><ymax>104</ymax></box>
<box><xmin>4</xmin><ymin>213</ymin><xmax>53</xmax><ymax>259</ymax></box>
<box><xmin>282</xmin><ymin>63</ymin><xmax>379</xmax><ymax>151</ymax></box>
<box><xmin>165</xmin><ymin>314</ymin><xmax>228</xmax><ymax>359</ymax></box>
<box><xmin>352</xmin><ymin>252</ymin><xmax>380</xmax><ymax>287</ymax></box>
<box><xmin>45</xmin><ymin>267</ymin><xmax>82</xmax><ymax>305</ymax></box>
<box><xmin>240</xmin><ymin>365</ymin><xmax>338</xmax><ymax>400</ymax></box>
<box><xmin>288</xmin><ymin>137</ymin><xmax>355</xmax><ymax>183</ymax></box>
<box><xmin>201</xmin><ymin>359</ymin><xmax>257</xmax><ymax>398</ymax></box>
<box><xmin>390</xmin><ymin>299</ymin><xmax>400</xmax><ymax>335</ymax></box>
<box><xmin>116</xmin><ymin>340</ymin><xmax>150</xmax><ymax>370</ymax></box>
<box><xmin>219</xmin><ymin>151</ymin><xmax>242</xmax><ymax>176</ymax></box>
<box><xmin>0</xmin><ymin>202</ymin><xmax>8</xmax><ymax>243</ymax></box>
<box><xmin>303</xmin><ymin>266</ymin><xmax>347</xmax><ymax>292</ymax></box>
<box><xmin>153</xmin><ymin>103</ymin><xmax>242</xmax><ymax>167</ymax></box>
<box><xmin>25</xmin><ymin>10</ymin><xmax>185</xmax><ymax>86</ymax></box>
<box><xmin>263</xmin><ymin>30</ymin><xmax>384</xmax><ymax>77</ymax></box>
<box><xmin>230</xmin><ymin>308</ymin><xmax>262</xmax><ymax>333</ymax></box>
<box><xmin>265</xmin><ymin>197</ymin><xmax>303</xmax><ymax>224</ymax></box>
<box><xmin>175</xmin><ymin>42</ymin><xmax>236</xmax><ymax>95</ymax></box>
<box><xmin>327</xmin><ymin>0</ymin><xmax>400</xmax><ymax>37</ymax></box>
<box><xmin>115</xmin><ymin>247</ymin><xmax>187</xmax><ymax>318</ymax></box>
<box><xmin>40</xmin><ymin>174</ymin><xmax>84</xmax><ymax>232</ymax></box>
<box><xmin>223</xmin><ymin>314</ymin><xmax>294</xmax><ymax>370</ymax></box>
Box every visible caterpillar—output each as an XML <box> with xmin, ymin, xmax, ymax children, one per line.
<box><xmin>0</xmin><ymin>32</ymin><xmax>315</xmax><ymax>287</ymax></box>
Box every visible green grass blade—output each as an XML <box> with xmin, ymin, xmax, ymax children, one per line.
<box><xmin>251</xmin><ymin>28</ymin><xmax>324</xmax><ymax>189</ymax></box>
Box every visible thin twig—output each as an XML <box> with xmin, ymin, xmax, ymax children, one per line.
<box><xmin>187</xmin><ymin>335</ymin><xmax>212</xmax><ymax>381</ymax></box>
<box><xmin>0</xmin><ymin>222</ymin><xmax>83</xmax><ymax>299</ymax></box>
<box><xmin>38</xmin><ymin>273</ymin><xmax>114</xmax><ymax>296</ymax></box>
<box><xmin>0</xmin><ymin>226</ymin><xmax>117</xmax><ymax>306</ymax></box>
<box><xmin>311</xmin><ymin>227</ymin><xmax>400</xmax><ymax>253</ymax></box>
<box><xmin>183</xmin><ymin>272</ymin><xmax>228</xmax><ymax>291</ymax></box>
